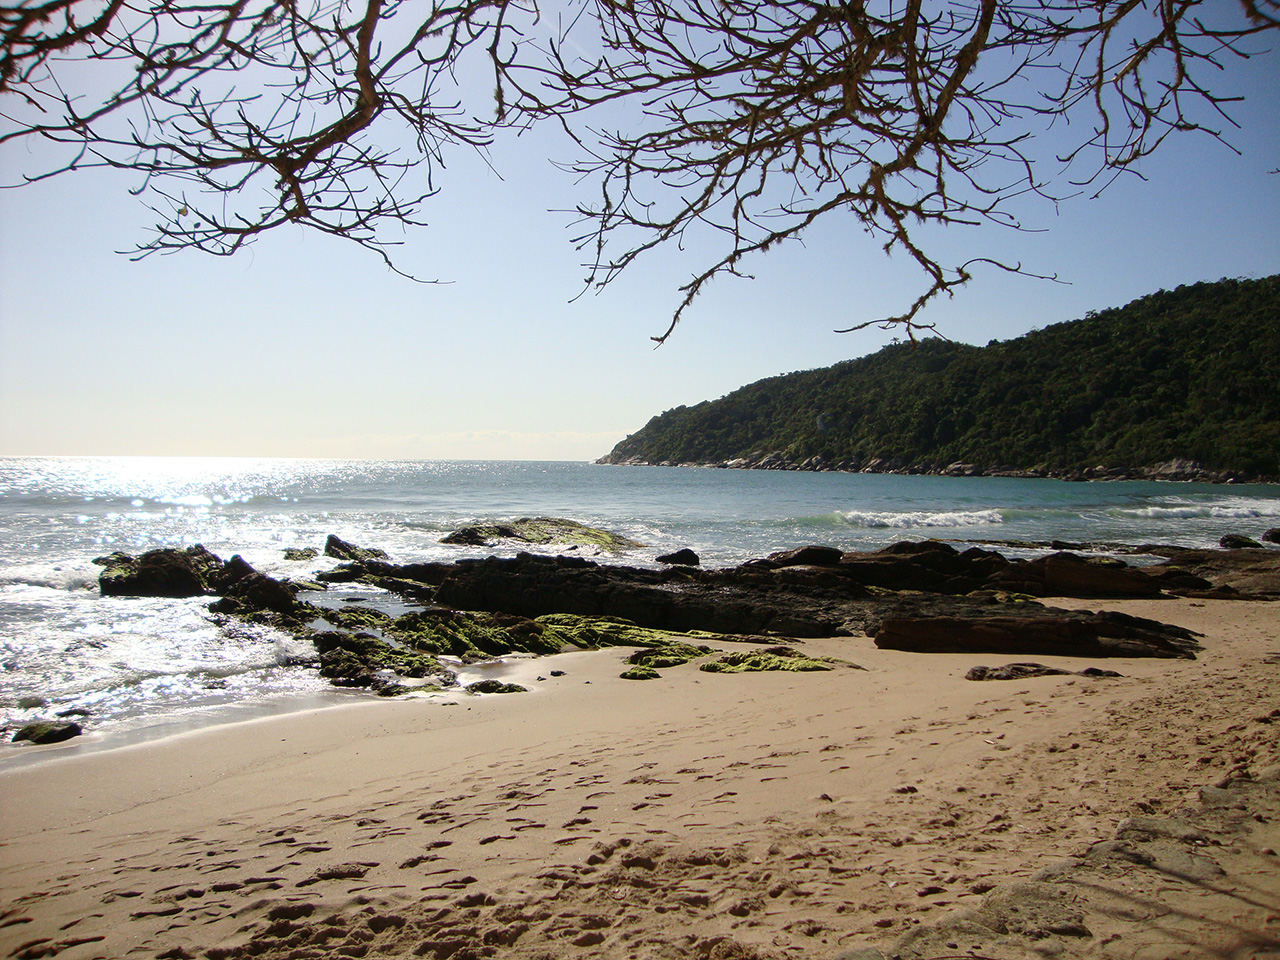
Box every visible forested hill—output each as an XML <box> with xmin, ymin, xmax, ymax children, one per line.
<box><xmin>598</xmin><ymin>276</ymin><xmax>1280</xmax><ymax>481</ymax></box>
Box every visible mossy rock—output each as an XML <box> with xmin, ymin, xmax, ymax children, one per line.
<box><xmin>312</xmin><ymin>630</ymin><xmax>447</xmax><ymax>683</ymax></box>
<box><xmin>699</xmin><ymin>646</ymin><xmax>844</xmax><ymax>674</ymax></box>
<box><xmin>626</xmin><ymin>642</ymin><xmax>713</xmax><ymax>669</ymax></box>
<box><xmin>284</xmin><ymin>547</ymin><xmax>319</xmax><ymax>561</ymax></box>
<box><xmin>467</xmin><ymin>680</ymin><xmax>527</xmax><ymax>694</ymax></box>
<box><xmin>620</xmin><ymin>665</ymin><xmax>661</xmax><ymax>680</ymax></box>
<box><xmin>535</xmin><ymin>613</ymin><xmax>703</xmax><ymax>650</ymax></box>
<box><xmin>441</xmin><ymin>517</ymin><xmax>644</xmax><ymax>553</ymax></box>
<box><xmin>387</xmin><ymin>610</ymin><xmax>563</xmax><ymax>659</ymax></box>
<box><xmin>12</xmin><ymin>720</ymin><xmax>82</xmax><ymax>744</ymax></box>
<box><xmin>321</xmin><ymin>605</ymin><xmax>392</xmax><ymax>632</ymax></box>
<box><xmin>318</xmin><ymin>648</ymin><xmax>375</xmax><ymax>685</ymax></box>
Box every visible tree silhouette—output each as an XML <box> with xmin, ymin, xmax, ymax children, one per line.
<box><xmin>3</xmin><ymin>0</ymin><xmax>1276</xmax><ymax>337</ymax></box>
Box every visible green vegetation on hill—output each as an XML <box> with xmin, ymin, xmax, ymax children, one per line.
<box><xmin>599</xmin><ymin>276</ymin><xmax>1280</xmax><ymax>479</ymax></box>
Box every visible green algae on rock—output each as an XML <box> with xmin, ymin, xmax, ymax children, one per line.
<box><xmin>626</xmin><ymin>642</ymin><xmax>714</xmax><ymax>669</ymax></box>
<box><xmin>11</xmin><ymin>720</ymin><xmax>83</xmax><ymax>744</ymax></box>
<box><xmin>321</xmin><ymin>605</ymin><xmax>393</xmax><ymax>632</ymax></box>
<box><xmin>699</xmin><ymin>646</ymin><xmax>852</xmax><ymax>674</ymax></box>
<box><xmin>441</xmin><ymin>517</ymin><xmax>644</xmax><ymax>553</ymax></box>
<box><xmin>467</xmin><ymin>679</ymin><xmax>528</xmax><ymax>694</ymax></box>
<box><xmin>620</xmin><ymin>665</ymin><xmax>662</xmax><ymax>680</ymax></box>
<box><xmin>534</xmin><ymin>613</ymin><xmax>721</xmax><ymax>650</ymax></box>
<box><xmin>311</xmin><ymin>630</ymin><xmax>450</xmax><ymax>685</ymax></box>
<box><xmin>387</xmin><ymin>609</ymin><xmax>564</xmax><ymax>660</ymax></box>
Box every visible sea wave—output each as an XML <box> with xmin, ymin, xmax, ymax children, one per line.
<box><xmin>838</xmin><ymin>508</ymin><xmax>1005</xmax><ymax>529</ymax></box>
<box><xmin>0</xmin><ymin>564</ymin><xmax>100</xmax><ymax>592</ymax></box>
<box><xmin>1114</xmin><ymin>500</ymin><xmax>1280</xmax><ymax>521</ymax></box>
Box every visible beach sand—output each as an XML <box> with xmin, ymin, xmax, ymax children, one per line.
<box><xmin>2</xmin><ymin>597</ymin><xmax>1278</xmax><ymax>960</ymax></box>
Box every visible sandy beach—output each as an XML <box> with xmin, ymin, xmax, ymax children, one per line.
<box><xmin>2</xmin><ymin>596</ymin><xmax>1278</xmax><ymax>960</ymax></box>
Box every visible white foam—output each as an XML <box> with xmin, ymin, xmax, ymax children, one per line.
<box><xmin>839</xmin><ymin>508</ymin><xmax>1005</xmax><ymax>529</ymax></box>
<box><xmin>1117</xmin><ymin>499</ymin><xmax>1280</xmax><ymax>521</ymax></box>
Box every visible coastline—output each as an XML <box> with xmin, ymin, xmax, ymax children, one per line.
<box><xmin>596</xmin><ymin>454</ymin><xmax>1278</xmax><ymax>485</ymax></box>
<box><xmin>3</xmin><ymin>598</ymin><xmax>1277</xmax><ymax>960</ymax></box>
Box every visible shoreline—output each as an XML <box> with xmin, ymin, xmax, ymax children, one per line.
<box><xmin>596</xmin><ymin>456</ymin><xmax>1279</xmax><ymax>485</ymax></box>
<box><xmin>3</xmin><ymin>598</ymin><xmax>1277</xmax><ymax>960</ymax></box>
<box><xmin>0</xmin><ymin>650</ymin><xmax>589</xmax><ymax>773</ymax></box>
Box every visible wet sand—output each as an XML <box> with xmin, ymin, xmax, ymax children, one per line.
<box><xmin>2</xmin><ymin>598</ymin><xmax>1277</xmax><ymax>960</ymax></box>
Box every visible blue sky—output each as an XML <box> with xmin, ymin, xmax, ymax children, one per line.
<box><xmin>1</xmin><ymin>35</ymin><xmax>1277</xmax><ymax>461</ymax></box>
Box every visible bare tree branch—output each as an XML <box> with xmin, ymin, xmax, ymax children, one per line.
<box><xmin>2</xmin><ymin>0</ymin><xmax>1275</xmax><ymax>335</ymax></box>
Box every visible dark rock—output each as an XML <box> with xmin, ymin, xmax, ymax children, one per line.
<box><xmin>626</xmin><ymin>642</ymin><xmax>713</xmax><ymax>668</ymax></box>
<box><xmin>433</xmin><ymin>552</ymin><xmax>862</xmax><ymax>638</ymax></box>
<box><xmin>837</xmin><ymin>541</ymin><xmax>1008</xmax><ymax>594</ymax></box>
<box><xmin>284</xmin><ymin>547</ymin><xmax>319</xmax><ymax>561</ymax></box>
<box><xmin>97</xmin><ymin>545</ymin><xmax>225</xmax><ymax>597</ymax></box>
<box><xmin>467</xmin><ymin>680</ymin><xmax>527</xmax><ymax>694</ymax></box>
<box><xmin>620</xmin><ymin>665</ymin><xmax>661</xmax><ymax>680</ymax></box>
<box><xmin>768</xmin><ymin>545</ymin><xmax>844</xmax><ymax>567</ymax></box>
<box><xmin>12</xmin><ymin>720</ymin><xmax>82</xmax><ymax>744</ymax></box>
<box><xmin>876</xmin><ymin>610</ymin><xmax>1201</xmax><ymax>659</ymax></box>
<box><xmin>1220</xmin><ymin>533</ymin><xmax>1264</xmax><ymax>549</ymax></box>
<box><xmin>324</xmin><ymin>534</ymin><xmax>389</xmax><ymax>562</ymax></box>
<box><xmin>310</xmin><ymin>629</ymin><xmax>448</xmax><ymax>686</ymax></box>
<box><xmin>206</xmin><ymin>557</ymin><xmax>299</xmax><ymax>615</ymax></box>
<box><xmin>990</xmin><ymin>551</ymin><xmax>1165</xmax><ymax>599</ymax></box>
<box><xmin>656</xmin><ymin>548</ymin><xmax>700</xmax><ymax>566</ymax></box>
<box><xmin>965</xmin><ymin>662</ymin><xmax>1122</xmax><ymax>681</ymax></box>
<box><xmin>318</xmin><ymin>648</ymin><xmax>377</xmax><ymax>687</ymax></box>
<box><xmin>1144</xmin><ymin>547</ymin><xmax>1280</xmax><ymax>596</ymax></box>
<box><xmin>1263</xmin><ymin>528</ymin><xmax>1280</xmax><ymax>544</ymax></box>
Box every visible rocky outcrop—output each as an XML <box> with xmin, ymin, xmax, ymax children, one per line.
<box><xmin>874</xmin><ymin>610</ymin><xmax>1201</xmax><ymax>659</ymax></box>
<box><xmin>599</xmin><ymin>451</ymin><xmax>1264</xmax><ymax>484</ymax></box>
<box><xmin>95</xmin><ymin>545</ymin><xmax>226</xmax><ymax>597</ymax></box>
<box><xmin>432</xmin><ymin>553</ymin><xmax>869</xmax><ymax>638</ymax></box>
<box><xmin>988</xmin><ymin>551</ymin><xmax>1165</xmax><ymax>598</ymax></box>
<box><xmin>324</xmin><ymin>535</ymin><xmax>389</xmax><ymax>562</ymax></box>
<box><xmin>208</xmin><ymin>565</ymin><xmax>300</xmax><ymax>616</ymax></box>
<box><xmin>767</xmin><ymin>545</ymin><xmax>844</xmax><ymax>567</ymax></box>
<box><xmin>96</xmin><ymin>537</ymin><xmax>1270</xmax><ymax>705</ymax></box>
<box><xmin>1144</xmin><ymin>547</ymin><xmax>1280</xmax><ymax>596</ymax></box>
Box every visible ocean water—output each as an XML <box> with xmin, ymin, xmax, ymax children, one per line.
<box><xmin>2</xmin><ymin>456</ymin><xmax>1278</xmax><ymax>751</ymax></box>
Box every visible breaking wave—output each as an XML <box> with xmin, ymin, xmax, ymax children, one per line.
<box><xmin>839</xmin><ymin>508</ymin><xmax>1005</xmax><ymax>529</ymax></box>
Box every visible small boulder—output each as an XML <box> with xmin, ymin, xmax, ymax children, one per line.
<box><xmin>467</xmin><ymin>680</ymin><xmax>527</xmax><ymax>694</ymax></box>
<box><xmin>656</xmin><ymin>548</ymin><xmax>700</xmax><ymax>566</ymax></box>
<box><xmin>12</xmin><ymin>721</ymin><xmax>82</xmax><ymax>744</ymax></box>
<box><xmin>324</xmin><ymin>535</ymin><xmax>389</xmax><ymax>562</ymax></box>
<box><xmin>1263</xmin><ymin>528</ymin><xmax>1280</xmax><ymax>544</ymax></box>
<box><xmin>1220</xmin><ymin>534</ymin><xmax>1263</xmax><ymax>549</ymax></box>
<box><xmin>620</xmin><ymin>666</ymin><xmax>661</xmax><ymax>681</ymax></box>
<box><xmin>767</xmin><ymin>545</ymin><xmax>844</xmax><ymax>567</ymax></box>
